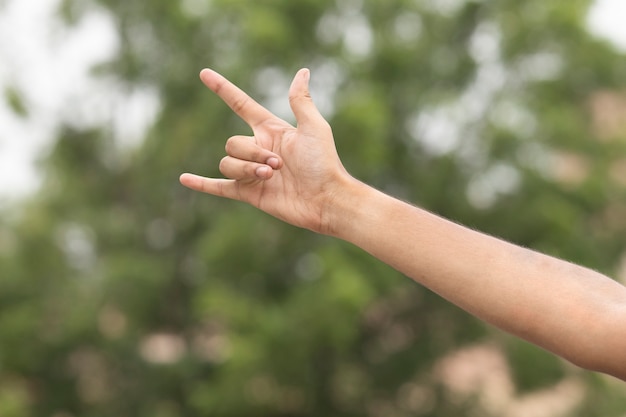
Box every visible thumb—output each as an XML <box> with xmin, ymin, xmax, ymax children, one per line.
<box><xmin>288</xmin><ymin>68</ymin><xmax>325</xmax><ymax>128</ymax></box>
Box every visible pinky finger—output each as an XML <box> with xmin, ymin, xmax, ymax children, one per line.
<box><xmin>179</xmin><ymin>173</ymin><xmax>240</xmax><ymax>200</ymax></box>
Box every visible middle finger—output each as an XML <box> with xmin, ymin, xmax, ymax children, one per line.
<box><xmin>225</xmin><ymin>136</ymin><xmax>282</xmax><ymax>169</ymax></box>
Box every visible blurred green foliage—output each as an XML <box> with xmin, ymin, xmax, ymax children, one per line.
<box><xmin>1</xmin><ymin>0</ymin><xmax>626</xmax><ymax>415</ymax></box>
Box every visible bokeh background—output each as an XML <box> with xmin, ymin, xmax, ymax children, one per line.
<box><xmin>1</xmin><ymin>0</ymin><xmax>626</xmax><ymax>416</ymax></box>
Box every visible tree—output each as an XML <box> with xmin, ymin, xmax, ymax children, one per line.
<box><xmin>1</xmin><ymin>0</ymin><xmax>625</xmax><ymax>415</ymax></box>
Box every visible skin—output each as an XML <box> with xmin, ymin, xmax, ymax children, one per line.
<box><xmin>180</xmin><ymin>68</ymin><xmax>626</xmax><ymax>381</ymax></box>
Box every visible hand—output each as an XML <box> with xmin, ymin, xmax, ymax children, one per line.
<box><xmin>179</xmin><ymin>68</ymin><xmax>353</xmax><ymax>234</ymax></box>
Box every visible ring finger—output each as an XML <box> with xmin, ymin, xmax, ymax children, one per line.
<box><xmin>219</xmin><ymin>155</ymin><xmax>274</xmax><ymax>180</ymax></box>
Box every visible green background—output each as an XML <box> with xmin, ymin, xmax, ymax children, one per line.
<box><xmin>1</xmin><ymin>0</ymin><xmax>626</xmax><ymax>415</ymax></box>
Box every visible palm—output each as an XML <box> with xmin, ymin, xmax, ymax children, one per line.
<box><xmin>245</xmin><ymin>121</ymin><xmax>338</xmax><ymax>229</ymax></box>
<box><xmin>180</xmin><ymin>68</ymin><xmax>345</xmax><ymax>233</ymax></box>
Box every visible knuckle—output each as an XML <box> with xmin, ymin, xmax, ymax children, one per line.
<box><xmin>322</xmin><ymin>121</ymin><xmax>333</xmax><ymax>134</ymax></box>
<box><xmin>224</xmin><ymin>137</ymin><xmax>235</xmax><ymax>154</ymax></box>
<box><xmin>289</xmin><ymin>92</ymin><xmax>311</xmax><ymax>106</ymax></box>
<box><xmin>288</xmin><ymin>94</ymin><xmax>300</xmax><ymax>107</ymax></box>
<box><xmin>250</xmin><ymin>147</ymin><xmax>262</xmax><ymax>162</ymax></box>
<box><xmin>218</xmin><ymin>156</ymin><xmax>230</xmax><ymax>174</ymax></box>
<box><xmin>245</xmin><ymin>162</ymin><xmax>259</xmax><ymax>176</ymax></box>
<box><xmin>226</xmin><ymin>135</ymin><xmax>246</xmax><ymax>154</ymax></box>
<box><xmin>213</xmin><ymin>79</ymin><xmax>225</xmax><ymax>95</ymax></box>
<box><xmin>231</xmin><ymin>96</ymin><xmax>250</xmax><ymax>114</ymax></box>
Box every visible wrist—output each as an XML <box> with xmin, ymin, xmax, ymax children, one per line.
<box><xmin>320</xmin><ymin>175</ymin><xmax>380</xmax><ymax>240</ymax></box>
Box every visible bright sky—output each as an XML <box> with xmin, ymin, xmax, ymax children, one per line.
<box><xmin>0</xmin><ymin>0</ymin><xmax>624</xmax><ymax>204</ymax></box>
<box><xmin>0</xmin><ymin>0</ymin><xmax>159</xmax><ymax>206</ymax></box>
<box><xmin>0</xmin><ymin>0</ymin><xmax>115</xmax><ymax>203</ymax></box>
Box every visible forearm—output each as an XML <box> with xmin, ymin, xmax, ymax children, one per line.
<box><xmin>327</xmin><ymin>179</ymin><xmax>626</xmax><ymax>380</ymax></box>
<box><xmin>193</xmin><ymin>67</ymin><xmax>626</xmax><ymax>380</ymax></box>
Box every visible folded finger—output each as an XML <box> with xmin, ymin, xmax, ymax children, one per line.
<box><xmin>219</xmin><ymin>156</ymin><xmax>275</xmax><ymax>180</ymax></box>
<box><xmin>225</xmin><ymin>136</ymin><xmax>282</xmax><ymax>169</ymax></box>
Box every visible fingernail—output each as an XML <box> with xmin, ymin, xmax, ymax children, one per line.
<box><xmin>302</xmin><ymin>68</ymin><xmax>310</xmax><ymax>82</ymax></box>
<box><xmin>267</xmin><ymin>157</ymin><xmax>279</xmax><ymax>169</ymax></box>
<box><xmin>256</xmin><ymin>166</ymin><xmax>270</xmax><ymax>178</ymax></box>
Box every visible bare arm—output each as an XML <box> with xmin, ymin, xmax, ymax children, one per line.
<box><xmin>180</xmin><ymin>68</ymin><xmax>626</xmax><ymax>381</ymax></box>
<box><xmin>327</xmin><ymin>180</ymin><xmax>626</xmax><ymax>380</ymax></box>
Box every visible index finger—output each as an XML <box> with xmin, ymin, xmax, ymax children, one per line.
<box><xmin>200</xmin><ymin>69</ymin><xmax>275</xmax><ymax>128</ymax></box>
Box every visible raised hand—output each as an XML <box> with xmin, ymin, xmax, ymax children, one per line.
<box><xmin>179</xmin><ymin>68</ymin><xmax>626</xmax><ymax>382</ymax></box>
<box><xmin>179</xmin><ymin>68</ymin><xmax>354</xmax><ymax>234</ymax></box>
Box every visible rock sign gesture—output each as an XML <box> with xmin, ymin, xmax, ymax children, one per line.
<box><xmin>180</xmin><ymin>68</ymin><xmax>626</xmax><ymax>381</ymax></box>
<box><xmin>180</xmin><ymin>68</ymin><xmax>353</xmax><ymax>235</ymax></box>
